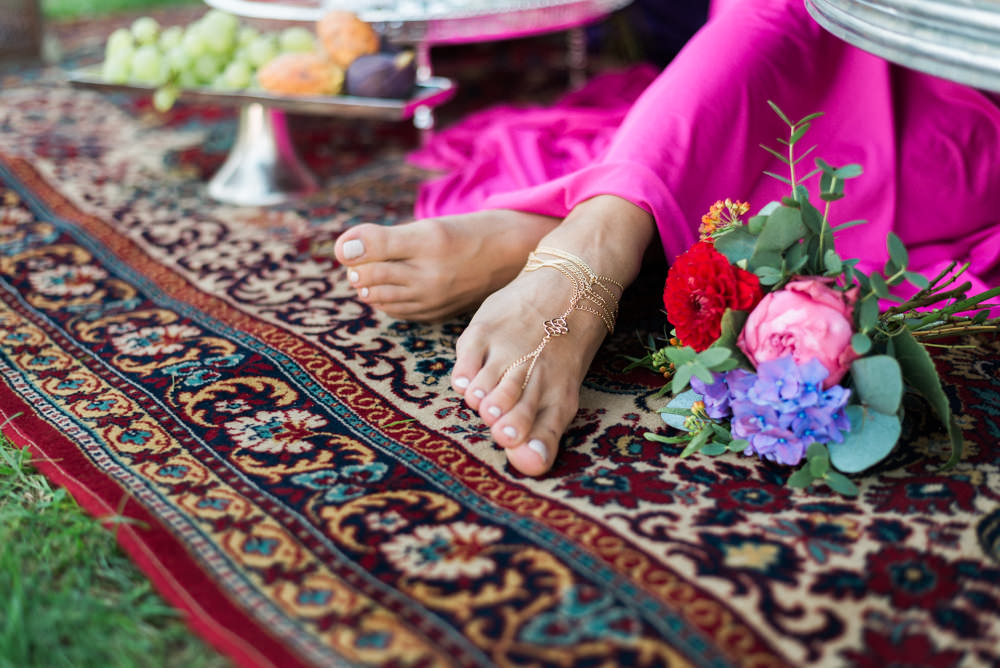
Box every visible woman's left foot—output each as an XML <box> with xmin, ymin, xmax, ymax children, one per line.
<box><xmin>450</xmin><ymin>196</ymin><xmax>656</xmax><ymax>475</ymax></box>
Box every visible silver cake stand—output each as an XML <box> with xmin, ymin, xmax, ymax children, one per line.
<box><xmin>805</xmin><ymin>0</ymin><xmax>1000</xmax><ymax>93</ymax></box>
<box><xmin>71</xmin><ymin>0</ymin><xmax>631</xmax><ymax>206</ymax></box>
<box><xmin>68</xmin><ymin>69</ymin><xmax>457</xmax><ymax>206</ymax></box>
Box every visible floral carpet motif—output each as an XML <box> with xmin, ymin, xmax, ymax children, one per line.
<box><xmin>2</xmin><ymin>19</ymin><xmax>999</xmax><ymax>668</ymax></box>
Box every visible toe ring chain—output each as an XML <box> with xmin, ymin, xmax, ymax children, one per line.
<box><xmin>501</xmin><ymin>247</ymin><xmax>623</xmax><ymax>390</ymax></box>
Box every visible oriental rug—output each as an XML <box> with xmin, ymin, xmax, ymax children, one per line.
<box><xmin>1</xmin><ymin>14</ymin><xmax>999</xmax><ymax>668</ymax></box>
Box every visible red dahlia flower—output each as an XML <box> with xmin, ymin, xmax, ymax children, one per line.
<box><xmin>663</xmin><ymin>241</ymin><xmax>763</xmax><ymax>351</ymax></box>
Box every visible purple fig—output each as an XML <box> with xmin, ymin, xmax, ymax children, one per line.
<box><xmin>345</xmin><ymin>51</ymin><xmax>416</xmax><ymax>99</ymax></box>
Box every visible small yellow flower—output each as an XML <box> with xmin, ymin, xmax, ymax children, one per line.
<box><xmin>698</xmin><ymin>198</ymin><xmax>752</xmax><ymax>240</ymax></box>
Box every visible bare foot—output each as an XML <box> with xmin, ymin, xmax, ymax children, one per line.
<box><xmin>449</xmin><ymin>195</ymin><xmax>656</xmax><ymax>475</ymax></box>
<box><xmin>333</xmin><ymin>210</ymin><xmax>558</xmax><ymax>321</ymax></box>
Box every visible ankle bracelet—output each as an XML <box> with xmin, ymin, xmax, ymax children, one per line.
<box><xmin>501</xmin><ymin>246</ymin><xmax>623</xmax><ymax>390</ymax></box>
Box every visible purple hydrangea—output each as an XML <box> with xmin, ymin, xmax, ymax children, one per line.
<box><xmin>689</xmin><ymin>355</ymin><xmax>852</xmax><ymax>466</ymax></box>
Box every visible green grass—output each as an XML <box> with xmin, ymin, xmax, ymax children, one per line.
<box><xmin>42</xmin><ymin>0</ymin><xmax>199</xmax><ymax>20</ymax></box>
<box><xmin>0</xmin><ymin>426</ymin><xmax>230</xmax><ymax>667</ymax></box>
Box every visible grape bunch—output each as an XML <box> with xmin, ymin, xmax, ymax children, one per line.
<box><xmin>100</xmin><ymin>9</ymin><xmax>319</xmax><ymax>111</ymax></box>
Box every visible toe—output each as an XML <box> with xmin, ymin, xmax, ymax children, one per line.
<box><xmin>503</xmin><ymin>399</ymin><xmax>576</xmax><ymax>476</ymax></box>
<box><xmin>451</xmin><ymin>323</ymin><xmax>488</xmax><ymax>400</ymax></box>
<box><xmin>334</xmin><ymin>224</ymin><xmax>379</xmax><ymax>264</ymax></box>
<box><xmin>335</xmin><ymin>219</ymin><xmax>450</xmax><ymax>266</ymax></box>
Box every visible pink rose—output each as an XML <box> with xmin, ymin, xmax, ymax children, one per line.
<box><xmin>738</xmin><ymin>278</ymin><xmax>859</xmax><ymax>388</ymax></box>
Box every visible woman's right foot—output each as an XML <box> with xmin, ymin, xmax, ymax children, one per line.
<box><xmin>333</xmin><ymin>210</ymin><xmax>559</xmax><ymax>321</ymax></box>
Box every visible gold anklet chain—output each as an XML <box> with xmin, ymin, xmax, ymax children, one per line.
<box><xmin>501</xmin><ymin>246</ymin><xmax>624</xmax><ymax>389</ymax></box>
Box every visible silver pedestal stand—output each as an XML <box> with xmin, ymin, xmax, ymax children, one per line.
<box><xmin>208</xmin><ymin>103</ymin><xmax>318</xmax><ymax>206</ymax></box>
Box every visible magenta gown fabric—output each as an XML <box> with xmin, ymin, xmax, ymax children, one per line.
<box><xmin>407</xmin><ymin>0</ymin><xmax>1000</xmax><ymax>292</ymax></box>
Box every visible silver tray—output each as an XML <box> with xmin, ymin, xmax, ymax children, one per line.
<box><xmin>806</xmin><ymin>0</ymin><xmax>1000</xmax><ymax>93</ymax></box>
<box><xmin>203</xmin><ymin>0</ymin><xmax>632</xmax><ymax>45</ymax></box>
<box><xmin>67</xmin><ymin>66</ymin><xmax>457</xmax><ymax>120</ymax></box>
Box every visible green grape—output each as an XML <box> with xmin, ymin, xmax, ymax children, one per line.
<box><xmin>131</xmin><ymin>16</ymin><xmax>160</xmax><ymax>45</ymax></box>
<box><xmin>278</xmin><ymin>26</ymin><xmax>316</xmax><ymax>53</ymax></box>
<box><xmin>152</xmin><ymin>84</ymin><xmax>179</xmax><ymax>112</ymax></box>
<box><xmin>202</xmin><ymin>9</ymin><xmax>240</xmax><ymax>37</ymax></box>
<box><xmin>245</xmin><ymin>34</ymin><xmax>279</xmax><ymax>67</ymax></box>
<box><xmin>216</xmin><ymin>60</ymin><xmax>253</xmax><ymax>91</ymax></box>
<box><xmin>192</xmin><ymin>53</ymin><xmax>224</xmax><ymax>84</ymax></box>
<box><xmin>130</xmin><ymin>44</ymin><xmax>168</xmax><ymax>86</ymax></box>
<box><xmin>238</xmin><ymin>25</ymin><xmax>260</xmax><ymax>47</ymax></box>
<box><xmin>181</xmin><ymin>24</ymin><xmax>209</xmax><ymax>58</ymax></box>
<box><xmin>201</xmin><ymin>10</ymin><xmax>239</xmax><ymax>55</ymax></box>
<box><xmin>165</xmin><ymin>44</ymin><xmax>193</xmax><ymax>76</ymax></box>
<box><xmin>177</xmin><ymin>68</ymin><xmax>200</xmax><ymax>89</ymax></box>
<box><xmin>101</xmin><ymin>54</ymin><xmax>131</xmax><ymax>83</ymax></box>
<box><xmin>159</xmin><ymin>25</ymin><xmax>183</xmax><ymax>51</ymax></box>
<box><xmin>105</xmin><ymin>27</ymin><xmax>134</xmax><ymax>61</ymax></box>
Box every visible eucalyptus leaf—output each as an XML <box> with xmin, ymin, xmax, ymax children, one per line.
<box><xmin>716</xmin><ymin>309</ymin><xmax>749</xmax><ymax>348</ymax></box>
<box><xmin>755</xmin><ymin>206</ymin><xmax>807</xmax><ymax>252</ymax></box>
<box><xmin>810</xmin><ymin>454</ymin><xmax>830</xmax><ymax>477</ymax></box>
<box><xmin>904</xmin><ymin>271</ymin><xmax>930</xmax><ymax>289</ymax></box>
<box><xmin>830</xmin><ymin>219</ymin><xmax>867</xmax><ymax>233</ymax></box>
<box><xmin>887</xmin><ymin>232</ymin><xmax>908</xmax><ymax>268</ymax></box>
<box><xmin>680</xmin><ymin>428</ymin><xmax>711</xmax><ymax>458</ymax></box>
<box><xmin>857</xmin><ymin>296</ymin><xmax>879</xmax><ymax>332</ymax></box>
<box><xmin>702</xmin><ymin>441</ymin><xmax>729</xmax><ymax>456</ymax></box>
<box><xmin>851</xmin><ymin>332</ymin><xmax>872</xmax><ymax>355</ymax></box>
<box><xmin>697</xmin><ymin>347</ymin><xmax>731</xmax><ymax>368</ymax></box>
<box><xmin>787</xmin><ymin>466</ymin><xmax>815</xmax><ymax>488</ymax></box>
<box><xmin>729</xmin><ymin>438</ymin><xmax>749</xmax><ymax>452</ymax></box>
<box><xmin>828</xmin><ymin>405</ymin><xmax>901</xmax><ymax>473</ymax></box>
<box><xmin>833</xmin><ymin>163</ymin><xmax>863</xmax><ymax>178</ymax></box>
<box><xmin>891</xmin><ymin>328</ymin><xmax>963</xmax><ymax>469</ymax></box>
<box><xmin>819</xmin><ymin>192</ymin><xmax>845</xmax><ymax>202</ymax></box>
<box><xmin>800</xmin><ymin>199</ymin><xmax>823</xmax><ymax>234</ymax></box>
<box><xmin>764</xmin><ymin>171</ymin><xmax>792</xmax><ymax>185</ymax></box>
<box><xmin>767</xmin><ymin>99</ymin><xmax>793</xmax><ymax>125</ymax></box>
<box><xmin>664</xmin><ymin>346</ymin><xmax>697</xmax><ymax>365</ymax></box>
<box><xmin>660</xmin><ymin>389</ymin><xmax>701</xmax><ymax>431</ymax></box>
<box><xmin>850</xmin><ymin>355</ymin><xmax>903</xmax><ymax>414</ymax></box>
<box><xmin>795</xmin><ymin>111</ymin><xmax>824</xmax><ymax>125</ymax></box>
<box><xmin>672</xmin><ymin>364</ymin><xmax>695</xmax><ymax>395</ymax></box>
<box><xmin>824</xmin><ymin>249</ymin><xmax>842</xmax><ymax>274</ymax></box>
<box><xmin>806</xmin><ymin>442</ymin><xmax>828</xmax><ymax>460</ymax></box>
<box><xmin>868</xmin><ymin>271</ymin><xmax>889</xmax><ymax>299</ymax></box>
<box><xmin>755</xmin><ymin>266</ymin><xmax>783</xmax><ymax>286</ymax></box>
<box><xmin>691</xmin><ymin>362</ymin><xmax>715</xmax><ymax>385</ymax></box>
<box><xmin>715</xmin><ymin>227</ymin><xmax>757</xmax><ymax>264</ymax></box>
<box><xmin>644</xmin><ymin>432</ymin><xmax>692</xmax><ymax>444</ymax></box>
<box><xmin>789</xmin><ymin>122</ymin><xmax>810</xmax><ymax>145</ymax></box>
<box><xmin>824</xmin><ymin>471</ymin><xmax>859</xmax><ymax>496</ymax></box>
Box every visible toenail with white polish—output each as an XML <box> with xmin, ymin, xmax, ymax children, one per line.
<box><xmin>527</xmin><ymin>439</ymin><xmax>548</xmax><ymax>462</ymax></box>
<box><xmin>473</xmin><ymin>389</ymin><xmax>486</xmax><ymax>400</ymax></box>
<box><xmin>343</xmin><ymin>239</ymin><xmax>365</xmax><ymax>260</ymax></box>
<box><xmin>488</xmin><ymin>405</ymin><xmax>501</xmax><ymax>418</ymax></box>
<box><xmin>502</xmin><ymin>425</ymin><xmax>517</xmax><ymax>438</ymax></box>
<box><xmin>360</xmin><ymin>287</ymin><xmax>369</xmax><ymax>298</ymax></box>
<box><xmin>454</xmin><ymin>376</ymin><xmax>470</xmax><ymax>389</ymax></box>
<box><xmin>348</xmin><ymin>270</ymin><xmax>359</xmax><ymax>283</ymax></box>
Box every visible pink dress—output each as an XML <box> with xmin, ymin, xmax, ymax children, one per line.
<box><xmin>408</xmin><ymin>0</ymin><xmax>1000</xmax><ymax>293</ymax></box>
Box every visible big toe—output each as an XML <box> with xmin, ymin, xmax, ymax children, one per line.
<box><xmin>334</xmin><ymin>223</ymin><xmax>392</xmax><ymax>266</ymax></box>
<box><xmin>500</xmin><ymin>400</ymin><xmax>575</xmax><ymax>477</ymax></box>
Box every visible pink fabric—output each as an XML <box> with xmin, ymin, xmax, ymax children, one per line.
<box><xmin>408</xmin><ymin>0</ymin><xmax>1000</xmax><ymax>292</ymax></box>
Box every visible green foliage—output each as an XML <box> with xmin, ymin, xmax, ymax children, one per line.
<box><xmin>42</xmin><ymin>0</ymin><xmax>199</xmax><ymax>20</ymax></box>
<box><xmin>0</xmin><ymin>432</ymin><xmax>227</xmax><ymax>668</ymax></box>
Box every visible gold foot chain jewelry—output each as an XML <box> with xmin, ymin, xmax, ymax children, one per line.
<box><xmin>501</xmin><ymin>247</ymin><xmax>624</xmax><ymax>389</ymax></box>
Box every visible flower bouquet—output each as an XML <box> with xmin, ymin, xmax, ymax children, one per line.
<box><xmin>632</xmin><ymin>103</ymin><xmax>1000</xmax><ymax>496</ymax></box>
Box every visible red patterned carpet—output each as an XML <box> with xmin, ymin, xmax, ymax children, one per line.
<box><xmin>1</xmin><ymin>8</ymin><xmax>999</xmax><ymax>668</ymax></box>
